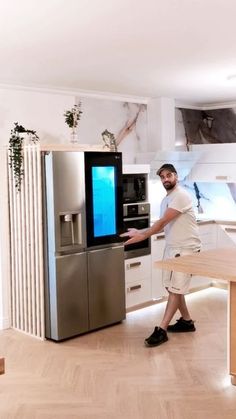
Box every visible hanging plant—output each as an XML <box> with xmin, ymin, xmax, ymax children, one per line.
<box><xmin>9</xmin><ymin>122</ymin><xmax>39</xmax><ymax>191</ymax></box>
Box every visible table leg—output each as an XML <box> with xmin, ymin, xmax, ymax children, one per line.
<box><xmin>229</xmin><ymin>282</ymin><xmax>236</xmax><ymax>385</ymax></box>
<box><xmin>0</xmin><ymin>357</ymin><xmax>4</xmax><ymax>375</ymax></box>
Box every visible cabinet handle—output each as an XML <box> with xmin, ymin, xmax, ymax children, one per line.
<box><xmin>215</xmin><ymin>175</ymin><xmax>228</xmax><ymax>180</ymax></box>
<box><xmin>127</xmin><ymin>261</ymin><xmax>141</xmax><ymax>269</ymax></box>
<box><xmin>127</xmin><ymin>284</ymin><xmax>142</xmax><ymax>292</ymax></box>
<box><xmin>225</xmin><ymin>228</ymin><xmax>236</xmax><ymax>233</ymax></box>
<box><xmin>153</xmin><ymin>236</ymin><xmax>163</xmax><ymax>241</ymax></box>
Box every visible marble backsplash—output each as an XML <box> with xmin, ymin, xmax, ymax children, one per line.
<box><xmin>149</xmin><ymin>179</ymin><xmax>236</xmax><ymax>221</ymax></box>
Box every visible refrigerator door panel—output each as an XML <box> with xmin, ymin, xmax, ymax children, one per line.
<box><xmin>88</xmin><ymin>246</ymin><xmax>125</xmax><ymax>330</ymax></box>
<box><xmin>44</xmin><ymin>151</ymin><xmax>86</xmax><ymax>253</ymax></box>
<box><xmin>85</xmin><ymin>152</ymin><xmax>123</xmax><ymax>248</ymax></box>
<box><xmin>47</xmin><ymin>252</ymin><xmax>89</xmax><ymax>340</ymax></box>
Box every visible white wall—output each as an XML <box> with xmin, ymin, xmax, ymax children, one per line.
<box><xmin>147</xmin><ymin>97</ymin><xmax>175</xmax><ymax>151</ymax></box>
<box><xmin>0</xmin><ymin>87</ymin><xmax>75</xmax><ymax>146</ymax></box>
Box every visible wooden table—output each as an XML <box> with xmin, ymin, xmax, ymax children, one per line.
<box><xmin>155</xmin><ymin>248</ymin><xmax>236</xmax><ymax>385</ymax></box>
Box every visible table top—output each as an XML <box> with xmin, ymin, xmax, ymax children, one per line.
<box><xmin>155</xmin><ymin>248</ymin><xmax>236</xmax><ymax>282</ymax></box>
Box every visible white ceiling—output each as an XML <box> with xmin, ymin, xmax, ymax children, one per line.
<box><xmin>1</xmin><ymin>0</ymin><xmax>236</xmax><ymax>105</ymax></box>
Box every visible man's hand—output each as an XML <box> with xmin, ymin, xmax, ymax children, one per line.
<box><xmin>120</xmin><ymin>228</ymin><xmax>147</xmax><ymax>245</ymax></box>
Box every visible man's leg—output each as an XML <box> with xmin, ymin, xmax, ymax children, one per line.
<box><xmin>178</xmin><ymin>294</ymin><xmax>191</xmax><ymax>321</ymax></box>
<box><xmin>159</xmin><ymin>291</ymin><xmax>182</xmax><ymax>330</ymax></box>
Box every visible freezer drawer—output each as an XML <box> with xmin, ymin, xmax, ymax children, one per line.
<box><xmin>46</xmin><ymin>252</ymin><xmax>89</xmax><ymax>340</ymax></box>
<box><xmin>88</xmin><ymin>246</ymin><xmax>126</xmax><ymax>330</ymax></box>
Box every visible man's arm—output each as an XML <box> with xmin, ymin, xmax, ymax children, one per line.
<box><xmin>120</xmin><ymin>207</ymin><xmax>181</xmax><ymax>245</ymax></box>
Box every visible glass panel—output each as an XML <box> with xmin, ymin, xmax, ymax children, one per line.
<box><xmin>92</xmin><ymin>166</ymin><xmax>116</xmax><ymax>237</ymax></box>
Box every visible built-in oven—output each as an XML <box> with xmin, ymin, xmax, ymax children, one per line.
<box><xmin>122</xmin><ymin>173</ymin><xmax>147</xmax><ymax>204</ymax></box>
<box><xmin>123</xmin><ymin>203</ymin><xmax>151</xmax><ymax>259</ymax></box>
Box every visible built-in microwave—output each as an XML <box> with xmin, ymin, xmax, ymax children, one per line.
<box><xmin>122</xmin><ymin>173</ymin><xmax>147</xmax><ymax>204</ymax></box>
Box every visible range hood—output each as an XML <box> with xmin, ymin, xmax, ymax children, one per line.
<box><xmin>135</xmin><ymin>150</ymin><xmax>202</xmax><ymax>180</ymax></box>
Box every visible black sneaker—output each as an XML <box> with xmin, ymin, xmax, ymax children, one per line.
<box><xmin>167</xmin><ymin>317</ymin><xmax>196</xmax><ymax>333</ymax></box>
<box><xmin>145</xmin><ymin>327</ymin><xmax>168</xmax><ymax>347</ymax></box>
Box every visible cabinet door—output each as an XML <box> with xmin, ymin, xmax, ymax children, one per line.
<box><xmin>125</xmin><ymin>255</ymin><xmax>152</xmax><ymax>308</ymax></box>
<box><xmin>151</xmin><ymin>236</ymin><xmax>166</xmax><ymax>299</ymax></box>
<box><xmin>190</xmin><ymin>224</ymin><xmax>216</xmax><ymax>290</ymax></box>
<box><xmin>125</xmin><ymin>255</ymin><xmax>151</xmax><ymax>284</ymax></box>
<box><xmin>189</xmin><ymin>163</ymin><xmax>236</xmax><ymax>182</ymax></box>
<box><xmin>217</xmin><ymin>226</ymin><xmax>236</xmax><ymax>247</ymax></box>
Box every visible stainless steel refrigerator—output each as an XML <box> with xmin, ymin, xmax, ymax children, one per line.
<box><xmin>42</xmin><ymin>151</ymin><xmax>125</xmax><ymax>341</ymax></box>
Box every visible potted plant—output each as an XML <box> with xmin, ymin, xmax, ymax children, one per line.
<box><xmin>9</xmin><ymin>122</ymin><xmax>39</xmax><ymax>191</ymax></box>
<box><xmin>64</xmin><ymin>102</ymin><xmax>83</xmax><ymax>143</ymax></box>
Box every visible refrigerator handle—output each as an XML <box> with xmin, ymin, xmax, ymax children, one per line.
<box><xmin>88</xmin><ymin>245</ymin><xmax>124</xmax><ymax>254</ymax></box>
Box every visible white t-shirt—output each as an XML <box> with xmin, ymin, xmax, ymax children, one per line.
<box><xmin>160</xmin><ymin>185</ymin><xmax>201</xmax><ymax>249</ymax></box>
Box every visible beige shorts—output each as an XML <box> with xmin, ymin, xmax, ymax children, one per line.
<box><xmin>162</xmin><ymin>247</ymin><xmax>200</xmax><ymax>295</ymax></box>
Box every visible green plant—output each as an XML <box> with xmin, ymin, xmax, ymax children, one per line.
<box><xmin>9</xmin><ymin>122</ymin><xmax>39</xmax><ymax>191</ymax></box>
<box><xmin>64</xmin><ymin>102</ymin><xmax>83</xmax><ymax>128</ymax></box>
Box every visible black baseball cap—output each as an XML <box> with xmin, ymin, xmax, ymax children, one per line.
<box><xmin>157</xmin><ymin>163</ymin><xmax>177</xmax><ymax>176</ymax></box>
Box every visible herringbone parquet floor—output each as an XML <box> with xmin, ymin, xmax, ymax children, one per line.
<box><xmin>0</xmin><ymin>288</ymin><xmax>235</xmax><ymax>419</ymax></box>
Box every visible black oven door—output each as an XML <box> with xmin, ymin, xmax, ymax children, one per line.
<box><xmin>123</xmin><ymin>216</ymin><xmax>150</xmax><ymax>259</ymax></box>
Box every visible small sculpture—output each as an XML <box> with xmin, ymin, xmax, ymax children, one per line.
<box><xmin>101</xmin><ymin>129</ymin><xmax>117</xmax><ymax>152</ymax></box>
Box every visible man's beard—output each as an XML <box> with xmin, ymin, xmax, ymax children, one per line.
<box><xmin>163</xmin><ymin>182</ymin><xmax>176</xmax><ymax>191</ymax></box>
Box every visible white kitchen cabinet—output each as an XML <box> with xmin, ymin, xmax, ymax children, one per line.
<box><xmin>151</xmin><ymin>235</ymin><xmax>166</xmax><ymax>299</ymax></box>
<box><xmin>124</xmin><ymin>255</ymin><xmax>152</xmax><ymax>309</ymax></box>
<box><xmin>189</xmin><ymin>223</ymin><xmax>217</xmax><ymax>289</ymax></box>
<box><xmin>189</xmin><ymin>163</ymin><xmax>236</xmax><ymax>182</ymax></box>
<box><xmin>188</xmin><ymin>144</ymin><xmax>236</xmax><ymax>182</ymax></box>
<box><xmin>217</xmin><ymin>225</ymin><xmax>236</xmax><ymax>248</ymax></box>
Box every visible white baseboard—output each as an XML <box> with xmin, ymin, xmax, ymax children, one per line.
<box><xmin>0</xmin><ymin>316</ymin><xmax>11</xmax><ymax>330</ymax></box>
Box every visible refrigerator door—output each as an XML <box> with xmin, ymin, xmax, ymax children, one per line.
<box><xmin>44</xmin><ymin>151</ymin><xmax>86</xmax><ymax>254</ymax></box>
<box><xmin>46</xmin><ymin>252</ymin><xmax>89</xmax><ymax>340</ymax></box>
<box><xmin>84</xmin><ymin>152</ymin><xmax>123</xmax><ymax>248</ymax></box>
<box><xmin>87</xmin><ymin>245</ymin><xmax>126</xmax><ymax>330</ymax></box>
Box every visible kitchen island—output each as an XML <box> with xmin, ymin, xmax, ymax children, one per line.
<box><xmin>155</xmin><ymin>248</ymin><xmax>236</xmax><ymax>385</ymax></box>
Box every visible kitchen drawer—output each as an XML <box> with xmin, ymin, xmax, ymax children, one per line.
<box><xmin>125</xmin><ymin>278</ymin><xmax>152</xmax><ymax>309</ymax></box>
<box><xmin>125</xmin><ymin>255</ymin><xmax>151</xmax><ymax>284</ymax></box>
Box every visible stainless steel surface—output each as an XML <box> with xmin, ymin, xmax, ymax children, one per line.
<box><xmin>123</xmin><ymin>203</ymin><xmax>150</xmax><ymax>217</ymax></box>
<box><xmin>43</xmin><ymin>151</ymin><xmax>126</xmax><ymax>341</ymax></box>
<box><xmin>123</xmin><ymin>202</ymin><xmax>151</xmax><ymax>259</ymax></box>
<box><xmin>45</xmin><ymin>151</ymin><xmax>86</xmax><ymax>254</ymax></box>
<box><xmin>87</xmin><ymin>246</ymin><xmax>125</xmax><ymax>330</ymax></box>
<box><xmin>47</xmin><ymin>252</ymin><xmax>88</xmax><ymax>340</ymax></box>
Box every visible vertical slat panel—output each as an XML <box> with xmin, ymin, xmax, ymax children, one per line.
<box><xmin>20</xmin><ymin>170</ymin><xmax>27</xmax><ymax>332</ymax></box>
<box><xmin>8</xmin><ymin>153</ymin><xmax>16</xmax><ymax>328</ymax></box>
<box><xmin>28</xmin><ymin>146</ymin><xmax>36</xmax><ymax>336</ymax></box>
<box><xmin>7</xmin><ymin>144</ymin><xmax>45</xmax><ymax>340</ymax></box>
<box><xmin>24</xmin><ymin>144</ymin><xmax>32</xmax><ymax>334</ymax></box>
<box><xmin>32</xmin><ymin>146</ymin><xmax>40</xmax><ymax>337</ymax></box>
<box><xmin>37</xmin><ymin>147</ymin><xmax>45</xmax><ymax>339</ymax></box>
<box><xmin>13</xmin><ymin>177</ymin><xmax>20</xmax><ymax>329</ymax></box>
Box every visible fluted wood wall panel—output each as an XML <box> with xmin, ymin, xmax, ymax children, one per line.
<box><xmin>8</xmin><ymin>144</ymin><xmax>45</xmax><ymax>339</ymax></box>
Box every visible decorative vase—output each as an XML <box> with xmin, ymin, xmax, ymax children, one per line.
<box><xmin>70</xmin><ymin>126</ymin><xmax>79</xmax><ymax>144</ymax></box>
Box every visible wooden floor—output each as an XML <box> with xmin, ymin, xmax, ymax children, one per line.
<box><xmin>0</xmin><ymin>288</ymin><xmax>236</xmax><ymax>419</ymax></box>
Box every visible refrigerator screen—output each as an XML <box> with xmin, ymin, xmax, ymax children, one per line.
<box><xmin>85</xmin><ymin>151</ymin><xmax>123</xmax><ymax>248</ymax></box>
<box><xmin>92</xmin><ymin>166</ymin><xmax>116</xmax><ymax>237</ymax></box>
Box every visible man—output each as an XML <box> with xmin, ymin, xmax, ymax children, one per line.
<box><xmin>121</xmin><ymin>163</ymin><xmax>201</xmax><ymax>347</ymax></box>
